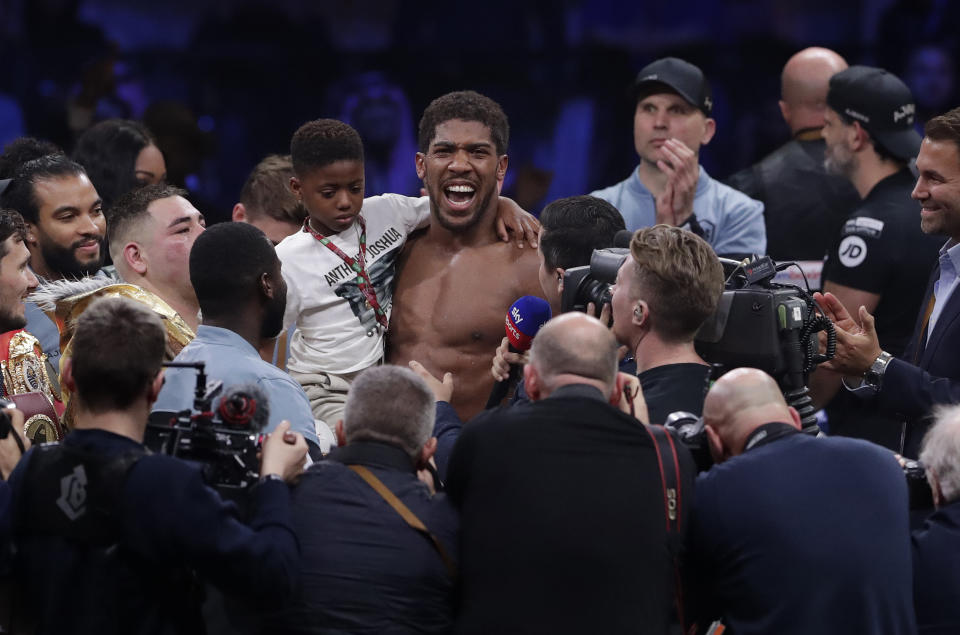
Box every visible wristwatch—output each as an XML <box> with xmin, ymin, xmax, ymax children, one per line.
<box><xmin>258</xmin><ymin>473</ymin><xmax>285</xmax><ymax>486</ymax></box>
<box><xmin>863</xmin><ymin>351</ymin><xmax>894</xmax><ymax>390</ymax></box>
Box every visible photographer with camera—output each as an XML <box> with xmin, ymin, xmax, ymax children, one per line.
<box><xmin>446</xmin><ymin>312</ymin><xmax>694</xmax><ymax>635</ymax></box>
<box><xmin>912</xmin><ymin>404</ymin><xmax>960</xmax><ymax>632</ymax></box>
<box><xmin>152</xmin><ymin>221</ymin><xmax>328</xmax><ymax>456</ymax></box>
<box><xmin>610</xmin><ymin>224</ymin><xmax>724</xmax><ymax>424</ymax></box>
<box><xmin>271</xmin><ymin>365</ymin><xmax>457</xmax><ymax>634</ymax></box>
<box><xmin>8</xmin><ymin>296</ymin><xmax>308</xmax><ymax>634</ymax></box>
<box><xmin>687</xmin><ymin>368</ymin><xmax>916</xmax><ymax>635</ymax></box>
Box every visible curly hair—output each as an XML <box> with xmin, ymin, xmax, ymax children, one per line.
<box><xmin>290</xmin><ymin>119</ymin><xmax>364</xmax><ymax>176</ymax></box>
<box><xmin>0</xmin><ymin>137</ymin><xmax>63</xmax><ymax>180</ymax></box>
<box><xmin>417</xmin><ymin>90</ymin><xmax>509</xmax><ymax>155</ymax></box>
<box><xmin>0</xmin><ymin>208</ymin><xmax>28</xmax><ymax>259</ymax></box>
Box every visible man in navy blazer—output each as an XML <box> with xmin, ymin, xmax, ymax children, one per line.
<box><xmin>688</xmin><ymin>368</ymin><xmax>916</xmax><ymax>635</ymax></box>
<box><xmin>816</xmin><ymin>106</ymin><xmax>960</xmax><ymax>457</ymax></box>
<box><xmin>913</xmin><ymin>403</ymin><xmax>960</xmax><ymax>633</ymax></box>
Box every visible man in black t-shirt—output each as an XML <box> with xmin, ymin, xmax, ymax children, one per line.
<box><xmin>611</xmin><ymin>225</ymin><xmax>724</xmax><ymax>424</ymax></box>
<box><xmin>812</xmin><ymin>66</ymin><xmax>942</xmax><ymax>449</ymax></box>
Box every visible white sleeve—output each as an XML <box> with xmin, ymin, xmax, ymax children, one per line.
<box><xmin>367</xmin><ymin>193</ymin><xmax>431</xmax><ymax>233</ymax></box>
<box><xmin>280</xmin><ymin>254</ymin><xmax>302</xmax><ymax>332</ymax></box>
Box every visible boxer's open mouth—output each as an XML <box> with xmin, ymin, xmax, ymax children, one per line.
<box><xmin>443</xmin><ymin>183</ymin><xmax>476</xmax><ymax>209</ymax></box>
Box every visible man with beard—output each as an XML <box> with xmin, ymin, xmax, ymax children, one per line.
<box><xmin>0</xmin><ymin>208</ymin><xmax>63</xmax><ymax>443</ymax></box>
<box><xmin>1</xmin><ymin>154</ymin><xmax>106</xmax><ymax>373</ymax></box>
<box><xmin>388</xmin><ymin>91</ymin><xmax>543</xmax><ymax>422</ymax></box>
<box><xmin>30</xmin><ymin>185</ymin><xmax>205</xmax><ymax>429</ymax></box>
<box><xmin>811</xmin><ymin>66</ymin><xmax>942</xmax><ymax>450</ymax></box>
<box><xmin>151</xmin><ymin>221</ymin><xmax>322</xmax><ymax>454</ymax></box>
<box><xmin>0</xmin><ymin>209</ymin><xmax>39</xmax><ymax>334</ymax></box>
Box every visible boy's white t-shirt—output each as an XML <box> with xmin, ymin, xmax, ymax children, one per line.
<box><xmin>277</xmin><ymin>194</ymin><xmax>430</xmax><ymax>375</ymax></box>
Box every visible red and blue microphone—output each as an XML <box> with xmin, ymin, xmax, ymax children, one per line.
<box><xmin>486</xmin><ymin>296</ymin><xmax>552</xmax><ymax>409</ymax></box>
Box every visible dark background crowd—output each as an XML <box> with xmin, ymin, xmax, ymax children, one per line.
<box><xmin>2</xmin><ymin>0</ymin><xmax>957</xmax><ymax>223</ymax></box>
<box><xmin>3</xmin><ymin>1</ymin><xmax>960</xmax><ymax>635</ymax></box>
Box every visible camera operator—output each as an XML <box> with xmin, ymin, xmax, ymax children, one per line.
<box><xmin>911</xmin><ymin>404</ymin><xmax>960</xmax><ymax>632</ymax></box>
<box><xmin>490</xmin><ymin>195</ymin><xmax>627</xmax><ymax>381</ymax></box>
<box><xmin>446</xmin><ymin>312</ymin><xmax>694</xmax><ymax>635</ymax></box>
<box><xmin>8</xmin><ymin>296</ymin><xmax>308</xmax><ymax>634</ymax></box>
<box><xmin>610</xmin><ymin>224</ymin><xmax>724</xmax><ymax>424</ymax></box>
<box><xmin>152</xmin><ymin>221</ymin><xmax>328</xmax><ymax>456</ymax></box>
<box><xmin>687</xmin><ymin>368</ymin><xmax>915</xmax><ymax>635</ymax></box>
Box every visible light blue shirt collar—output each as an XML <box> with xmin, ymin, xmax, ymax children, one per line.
<box><xmin>928</xmin><ymin>239</ymin><xmax>960</xmax><ymax>340</ymax></box>
<box><xmin>193</xmin><ymin>324</ymin><xmax>260</xmax><ymax>357</ymax></box>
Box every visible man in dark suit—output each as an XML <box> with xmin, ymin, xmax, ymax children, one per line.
<box><xmin>688</xmin><ymin>368</ymin><xmax>916</xmax><ymax>635</ymax></box>
<box><xmin>446</xmin><ymin>312</ymin><xmax>695</xmax><ymax>635</ymax></box>
<box><xmin>913</xmin><ymin>403</ymin><xmax>960</xmax><ymax>633</ymax></box>
<box><xmin>816</xmin><ymin>106</ymin><xmax>960</xmax><ymax>457</ymax></box>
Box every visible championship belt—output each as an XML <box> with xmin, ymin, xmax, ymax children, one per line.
<box><xmin>0</xmin><ymin>329</ymin><xmax>65</xmax><ymax>442</ymax></box>
<box><xmin>30</xmin><ymin>281</ymin><xmax>197</xmax><ymax>430</ymax></box>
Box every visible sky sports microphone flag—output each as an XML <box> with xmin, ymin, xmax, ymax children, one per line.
<box><xmin>486</xmin><ymin>296</ymin><xmax>552</xmax><ymax>409</ymax></box>
<box><xmin>504</xmin><ymin>295</ymin><xmax>552</xmax><ymax>352</ymax></box>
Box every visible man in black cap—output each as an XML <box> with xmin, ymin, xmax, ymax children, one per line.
<box><xmin>811</xmin><ymin>65</ymin><xmax>942</xmax><ymax>450</ymax></box>
<box><xmin>815</xmin><ymin>106</ymin><xmax>960</xmax><ymax>459</ymax></box>
<box><xmin>591</xmin><ymin>57</ymin><xmax>766</xmax><ymax>258</ymax></box>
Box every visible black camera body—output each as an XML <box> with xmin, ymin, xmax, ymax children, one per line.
<box><xmin>694</xmin><ymin>255</ymin><xmax>835</xmax><ymax>432</ymax></box>
<box><xmin>145</xmin><ymin>362</ymin><xmax>265</xmax><ymax>495</ymax></box>
<box><xmin>560</xmin><ymin>248</ymin><xmax>628</xmax><ymax>314</ymax></box>
<box><xmin>564</xmin><ymin>248</ymin><xmax>836</xmax><ymax>434</ymax></box>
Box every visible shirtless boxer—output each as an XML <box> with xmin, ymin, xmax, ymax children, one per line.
<box><xmin>388</xmin><ymin>91</ymin><xmax>542</xmax><ymax>421</ymax></box>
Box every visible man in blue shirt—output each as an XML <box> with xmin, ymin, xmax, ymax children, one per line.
<box><xmin>591</xmin><ymin>57</ymin><xmax>766</xmax><ymax>257</ymax></box>
<box><xmin>152</xmin><ymin>221</ymin><xmax>325</xmax><ymax>455</ymax></box>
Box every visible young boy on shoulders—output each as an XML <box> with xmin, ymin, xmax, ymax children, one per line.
<box><xmin>278</xmin><ymin>119</ymin><xmax>535</xmax><ymax>433</ymax></box>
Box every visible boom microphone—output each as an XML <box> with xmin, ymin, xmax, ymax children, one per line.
<box><xmin>217</xmin><ymin>383</ymin><xmax>271</xmax><ymax>432</ymax></box>
<box><xmin>486</xmin><ymin>296</ymin><xmax>552</xmax><ymax>409</ymax></box>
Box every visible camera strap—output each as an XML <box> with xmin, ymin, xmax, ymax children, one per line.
<box><xmin>643</xmin><ymin>424</ymin><xmax>688</xmax><ymax>634</ymax></box>
<box><xmin>347</xmin><ymin>464</ymin><xmax>457</xmax><ymax>579</ymax></box>
<box><xmin>742</xmin><ymin>422</ymin><xmax>799</xmax><ymax>453</ymax></box>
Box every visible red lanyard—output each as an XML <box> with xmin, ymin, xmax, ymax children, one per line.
<box><xmin>302</xmin><ymin>216</ymin><xmax>389</xmax><ymax>330</ymax></box>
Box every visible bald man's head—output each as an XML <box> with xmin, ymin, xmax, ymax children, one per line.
<box><xmin>526</xmin><ymin>312</ymin><xmax>620</xmax><ymax>399</ymax></box>
<box><xmin>703</xmin><ymin>368</ymin><xmax>800</xmax><ymax>461</ymax></box>
<box><xmin>780</xmin><ymin>47</ymin><xmax>848</xmax><ymax>134</ymax></box>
